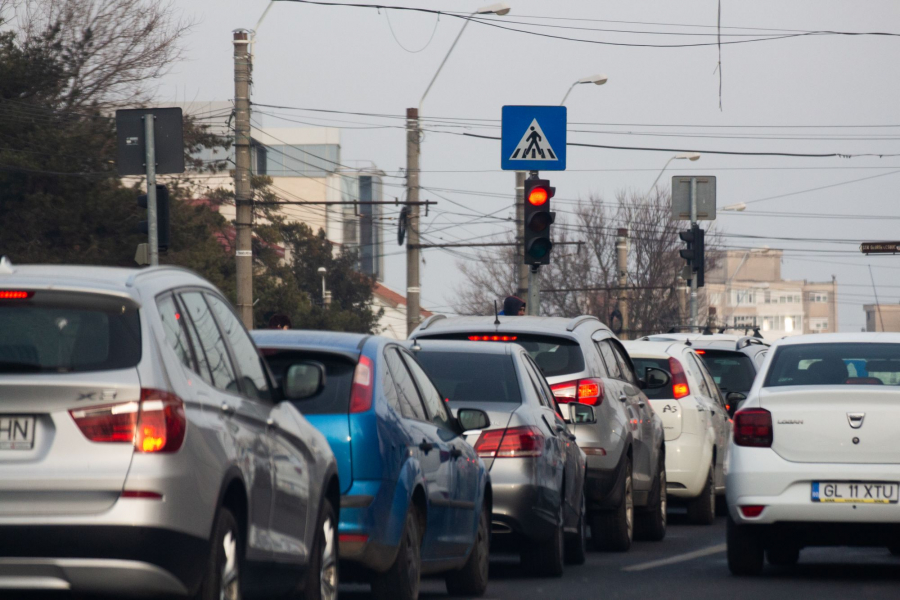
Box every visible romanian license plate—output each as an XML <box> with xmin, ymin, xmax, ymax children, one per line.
<box><xmin>0</xmin><ymin>416</ymin><xmax>35</xmax><ymax>450</ymax></box>
<box><xmin>812</xmin><ymin>482</ymin><xmax>899</xmax><ymax>504</ymax></box>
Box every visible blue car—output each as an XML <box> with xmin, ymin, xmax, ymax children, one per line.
<box><xmin>252</xmin><ymin>330</ymin><xmax>492</xmax><ymax>600</ymax></box>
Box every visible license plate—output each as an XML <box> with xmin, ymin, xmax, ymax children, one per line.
<box><xmin>812</xmin><ymin>482</ymin><xmax>899</xmax><ymax>504</ymax></box>
<box><xmin>0</xmin><ymin>416</ymin><xmax>35</xmax><ymax>450</ymax></box>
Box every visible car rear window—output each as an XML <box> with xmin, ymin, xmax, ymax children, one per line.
<box><xmin>413</xmin><ymin>351</ymin><xmax>522</xmax><ymax>404</ymax></box>
<box><xmin>764</xmin><ymin>343</ymin><xmax>900</xmax><ymax>387</ymax></box>
<box><xmin>261</xmin><ymin>350</ymin><xmax>355</xmax><ymax>414</ymax></box>
<box><xmin>698</xmin><ymin>350</ymin><xmax>756</xmax><ymax>394</ymax></box>
<box><xmin>420</xmin><ymin>333</ymin><xmax>584</xmax><ymax>378</ymax></box>
<box><xmin>0</xmin><ymin>291</ymin><xmax>141</xmax><ymax>373</ymax></box>
<box><xmin>631</xmin><ymin>358</ymin><xmax>673</xmax><ymax>399</ymax></box>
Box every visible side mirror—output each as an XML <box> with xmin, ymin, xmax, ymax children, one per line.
<box><xmin>567</xmin><ymin>402</ymin><xmax>597</xmax><ymax>425</ymax></box>
<box><xmin>283</xmin><ymin>361</ymin><xmax>326</xmax><ymax>400</ymax></box>
<box><xmin>725</xmin><ymin>392</ymin><xmax>747</xmax><ymax>417</ymax></box>
<box><xmin>642</xmin><ymin>367</ymin><xmax>671</xmax><ymax>390</ymax></box>
<box><xmin>457</xmin><ymin>408</ymin><xmax>490</xmax><ymax>433</ymax></box>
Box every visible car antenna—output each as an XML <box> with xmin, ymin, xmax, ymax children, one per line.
<box><xmin>493</xmin><ymin>300</ymin><xmax>500</xmax><ymax>326</ymax></box>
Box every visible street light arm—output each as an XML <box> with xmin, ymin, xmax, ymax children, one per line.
<box><xmin>249</xmin><ymin>0</ymin><xmax>277</xmax><ymax>57</ymax></box>
<box><xmin>647</xmin><ymin>157</ymin><xmax>675</xmax><ymax>197</ymax></box>
<box><xmin>419</xmin><ymin>13</ymin><xmax>474</xmax><ymax>112</ymax></box>
<box><xmin>559</xmin><ymin>82</ymin><xmax>578</xmax><ymax>106</ymax></box>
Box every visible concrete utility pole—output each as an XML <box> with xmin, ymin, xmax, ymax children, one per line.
<box><xmin>616</xmin><ymin>228</ymin><xmax>629</xmax><ymax>339</ymax></box>
<box><xmin>233</xmin><ymin>31</ymin><xmax>253</xmax><ymax>329</ymax></box>
<box><xmin>406</xmin><ymin>108</ymin><xmax>421</xmax><ymax>337</ymax></box>
<box><xmin>689</xmin><ymin>177</ymin><xmax>699</xmax><ymax>332</ymax></box>
<box><xmin>515</xmin><ymin>171</ymin><xmax>528</xmax><ymax>299</ymax></box>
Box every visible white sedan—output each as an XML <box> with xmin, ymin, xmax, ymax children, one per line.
<box><xmin>623</xmin><ymin>340</ymin><xmax>730</xmax><ymax>525</ymax></box>
<box><xmin>726</xmin><ymin>332</ymin><xmax>900</xmax><ymax>575</ymax></box>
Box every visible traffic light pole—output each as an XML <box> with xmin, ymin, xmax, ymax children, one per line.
<box><xmin>526</xmin><ymin>170</ymin><xmax>540</xmax><ymax>316</ymax></box>
<box><xmin>516</xmin><ymin>171</ymin><xmax>528</xmax><ymax>300</ymax></box>
<box><xmin>690</xmin><ymin>176</ymin><xmax>698</xmax><ymax>332</ymax></box>
<box><xmin>142</xmin><ymin>115</ymin><xmax>159</xmax><ymax>267</ymax></box>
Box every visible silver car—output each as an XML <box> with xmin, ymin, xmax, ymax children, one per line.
<box><xmin>411</xmin><ymin>315</ymin><xmax>668</xmax><ymax>552</ymax></box>
<box><xmin>0</xmin><ymin>260</ymin><xmax>339</xmax><ymax>599</ymax></box>
<box><xmin>410</xmin><ymin>340</ymin><xmax>591</xmax><ymax>576</ymax></box>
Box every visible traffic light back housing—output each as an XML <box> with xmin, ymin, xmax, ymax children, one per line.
<box><xmin>678</xmin><ymin>224</ymin><xmax>705</xmax><ymax>287</ymax></box>
<box><xmin>138</xmin><ymin>184</ymin><xmax>171</xmax><ymax>252</ymax></box>
<box><xmin>523</xmin><ymin>178</ymin><xmax>556</xmax><ymax>265</ymax></box>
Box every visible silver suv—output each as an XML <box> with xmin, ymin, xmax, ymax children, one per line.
<box><xmin>411</xmin><ymin>315</ymin><xmax>668</xmax><ymax>552</ymax></box>
<box><xmin>0</xmin><ymin>260</ymin><xmax>339</xmax><ymax>599</ymax></box>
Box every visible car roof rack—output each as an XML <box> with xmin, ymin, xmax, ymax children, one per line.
<box><xmin>566</xmin><ymin>315</ymin><xmax>600</xmax><ymax>332</ymax></box>
<box><xmin>736</xmin><ymin>336</ymin><xmax>766</xmax><ymax>350</ymax></box>
<box><xmin>417</xmin><ymin>314</ymin><xmax>447</xmax><ymax>331</ymax></box>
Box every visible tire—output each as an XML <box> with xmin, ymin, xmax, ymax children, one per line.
<box><xmin>194</xmin><ymin>507</ymin><xmax>242</xmax><ymax>600</ymax></box>
<box><xmin>635</xmin><ymin>453</ymin><xmax>667</xmax><ymax>542</ymax></box>
<box><xmin>521</xmin><ymin>502</ymin><xmax>565</xmax><ymax>577</ymax></box>
<box><xmin>372</xmin><ymin>507</ymin><xmax>421</xmax><ymax>600</ymax></box>
<box><xmin>686</xmin><ymin>463</ymin><xmax>716</xmax><ymax>525</ymax></box>
<box><xmin>445</xmin><ymin>503</ymin><xmax>490</xmax><ymax>597</ymax></box>
<box><xmin>300</xmin><ymin>499</ymin><xmax>338</xmax><ymax>600</ymax></box>
<box><xmin>590</xmin><ymin>460</ymin><xmax>633</xmax><ymax>552</ymax></box>
<box><xmin>564</xmin><ymin>493</ymin><xmax>587</xmax><ymax>565</ymax></box>
<box><xmin>767</xmin><ymin>545</ymin><xmax>800</xmax><ymax>567</ymax></box>
<box><xmin>726</xmin><ymin>515</ymin><xmax>764</xmax><ymax>576</ymax></box>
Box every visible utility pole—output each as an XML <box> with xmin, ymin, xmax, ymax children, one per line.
<box><xmin>233</xmin><ymin>31</ymin><xmax>253</xmax><ymax>329</ymax></box>
<box><xmin>616</xmin><ymin>228</ymin><xmax>629</xmax><ymax>339</ymax></box>
<box><xmin>689</xmin><ymin>177</ymin><xmax>698</xmax><ymax>332</ymax></box>
<box><xmin>406</xmin><ymin>108</ymin><xmax>421</xmax><ymax>337</ymax></box>
<box><xmin>515</xmin><ymin>171</ymin><xmax>528</xmax><ymax>299</ymax></box>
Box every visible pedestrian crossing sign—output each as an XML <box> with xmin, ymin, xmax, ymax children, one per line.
<box><xmin>501</xmin><ymin>105</ymin><xmax>567</xmax><ymax>171</ymax></box>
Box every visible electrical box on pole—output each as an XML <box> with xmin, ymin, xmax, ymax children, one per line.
<box><xmin>137</xmin><ymin>185</ymin><xmax>171</xmax><ymax>252</ymax></box>
<box><xmin>523</xmin><ymin>177</ymin><xmax>556</xmax><ymax>266</ymax></box>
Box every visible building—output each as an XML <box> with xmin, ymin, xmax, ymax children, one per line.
<box><xmin>372</xmin><ymin>283</ymin><xmax>433</xmax><ymax>340</ymax></box>
<box><xmin>864</xmin><ymin>304</ymin><xmax>900</xmax><ymax>332</ymax></box>
<box><xmin>703</xmin><ymin>249</ymin><xmax>838</xmax><ymax>337</ymax></box>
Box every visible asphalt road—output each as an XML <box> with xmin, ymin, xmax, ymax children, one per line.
<box><xmin>343</xmin><ymin>507</ymin><xmax>900</xmax><ymax>600</ymax></box>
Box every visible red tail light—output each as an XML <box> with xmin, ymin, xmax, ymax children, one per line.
<box><xmin>0</xmin><ymin>290</ymin><xmax>33</xmax><ymax>300</ymax></box>
<box><xmin>733</xmin><ymin>408</ymin><xmax>773</xmax><ymax>447</ymax></box>
<box><xmin>473</xmin><ymin>426</ymin><xmax>544</xmax><ymax>458</ymax></box>
<box><xmin>694</xmin><ymin>349</ymin><xmax>706</xmax><ymax>355</ymax></box>
<box><xmin>739</xmin><ymin>505</ymin><xmax>765</xmax><ymax>518</ymax></box>
<box><xmin>550</xmin><ymin>378</ymin><xmax>605</xmax><ymax>406</ymax></box>
<box><xmin>669</xmin><ymin>358</ymin><xmax>690</xmax><ymax>399</ymax></box>
<box><xmin>70</xmin><ymin>389</ymin><xmax>186</xmax><ymax>453</ymax></box>
<box><xmin>467</xmin><ymin>335</ymin><xmax>518</xmax><ymax>342</ymax></box>
<box><xmin>349</xmin><ymin>355</ymin><xmax>374</xmax><ymax>413</ymax></box>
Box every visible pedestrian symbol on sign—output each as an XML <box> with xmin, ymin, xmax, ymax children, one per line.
<box><xmin>509</xmin><ymin>119</ymin><xmax>558</xmax><ymax>162</ymax></box>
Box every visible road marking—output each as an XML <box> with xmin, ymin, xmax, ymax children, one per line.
<box><xmin>621</xmin><ymin>543</ymin><xmax>727</xmax><ymax>572</ymax></box>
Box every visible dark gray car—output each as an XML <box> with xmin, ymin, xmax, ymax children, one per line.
<box><xmin>409</xmin><ymin>340</ymin><xmax>591</xmax><ymax>576</ymax></box>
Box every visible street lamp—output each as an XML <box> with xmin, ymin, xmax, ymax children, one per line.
<box><xmin>560</xmin><ymin>74</ymin><xmax>608</xmax><ymax>106</ymax></box>
<box><xmin>647</xmin><ymin>152</ymin><xmax>701</xmax><ymax>197</ymax></box>
<box><xmin>317</xmin><ymin>267</ymin><xmax>327</xmax><ymax>304</ymax></box>
<box><xmin>722</xmin><ymin>203</ymin><xmax>747</xmax><ymax>212</ymax></box>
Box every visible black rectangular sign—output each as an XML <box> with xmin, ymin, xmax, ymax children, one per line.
<box><xmin>115</xmin><ymin>107</ymin><xmax>185</xmax><ymax>176</ymax></box>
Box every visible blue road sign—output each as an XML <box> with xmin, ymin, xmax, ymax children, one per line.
<box><xmin>501</xmin><ymin>105</ymin><xmax>567</xmax><ymax>171</ymax></box>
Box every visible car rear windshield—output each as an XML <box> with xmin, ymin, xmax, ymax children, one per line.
<box><xmin>420</xmin><ymin>333</ymin><xmax>584</xmax><ymax>378</ymax></box>
<box><xmin>0</xmin><ymin>290</ymin><xmax>141</xmax><ymax>373</ymax></box>
<box><xmin>413</xmin><ymin>351</ymin><xmax>522</xmax><ymax>404</ymax></box>
<box><xmin>698</xmin><ymin>350</ymin><xmax>756</xmax><ymax>394</ymax></box>
<box><xmin>631</xmin><ymin>358</ymin><xmax>674</xmax><ymax>399</ymax></box>
<box><xmin>764</xmin><ymin>343</ymin><xmax>900</xmax><ymax>387</ymax></box>
<box><xmin>261</xmin><ymin>350</ymin><xmax>355</xmax><ymax>414</ymax></box>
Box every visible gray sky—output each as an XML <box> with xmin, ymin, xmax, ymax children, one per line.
<box><xmin>159</xmin><ymin>0</ymin><xmax>900</xmax><ymax>332</ymax></box>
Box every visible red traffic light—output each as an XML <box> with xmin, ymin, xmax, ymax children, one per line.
<box><xmin>528</xmin><ymin>187</ymin><xmax>549</xmax><ymax>206</ymax></box>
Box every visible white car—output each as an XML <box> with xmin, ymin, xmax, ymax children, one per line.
<box><xmin>726</xmin><ymin>332</ymin><xmax>900</xmax><ymax>575</ymax></box>
<box><xmin>623</xmin><ymin>340</ymin><xmax>730</xmax><ymax>524</ymax></box>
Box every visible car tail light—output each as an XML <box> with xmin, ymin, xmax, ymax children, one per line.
<box><xmin>694</xmin><ymin>349</ymin><xmax>706</xmax><ymax>355</ymax></box>
<box><xmin>0</xmin><ymin>290</ymin><xmax>33</xmax><ymax>300</ymax></box>
<box><xmin>349</xmin><ymin>355</ymin><xmax>374</xmax><ymax>413</ymax></box>
<box><xmin>669</xmin><ymin>358</ymin><xmax>690</xmax><ymax>399</ymax></box>
<box><xmin>121</xmin><ymin>490</ymin><xmax>163</xmax><ymax>500</ymax></box>
<box><xmin>473</xmin><ymin>426</ymin><xmax>544</xmax><ymax>458</ymax></box>
<box><xmin>733</xmin><ymin>408</ymin><xmax>773</xmax><ymax>447</ymax></box>
<box><xmin>70</xmin><ymin>389</ymin><xmax>186</xmax><ymax>453</ymax></box>
<box><xmin>339</xmin><ymin>533</ymin><xmax>369</xmax><ymax>544</ymax></box>
<box><xmin>739</xmin><ymin>505</ymin><xmax>765</xmax><ymax>518</ymax></box>
<box><xmin>467</xmin><ymin>335</ymin><xmax>518</xmax><ymax>342</ymax></box>
<box><xmin>550</xmin><ymin>378</ymin><xmax>605</xmax><ymax>406</ymax></box>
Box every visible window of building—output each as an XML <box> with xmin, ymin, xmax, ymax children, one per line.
<box><xmin>810</xmin><ymin>318</ymin><xmax>829</xmax><ymax>332</ymax></box>
<box><xmin>809</xmin><ymin>292</ymin><xmax>829</xmax><ymax>303</ymax></box>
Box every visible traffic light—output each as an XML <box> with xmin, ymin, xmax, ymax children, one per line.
<box><xmin>523</xmin><ymin>178</ymin><xmax>556</xmax><ymax>265</ymax></box>
<box><xmin>138</xmin><ymin>184</ymin><xmax>170</xmax><ymax>252</ymax></box>
<box><xmin>678</xmin><ymin>224</ymin><xmax>705</xmax><ymax>287</ymax></box>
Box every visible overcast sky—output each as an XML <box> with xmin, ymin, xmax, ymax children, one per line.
<box><xmin>159</xmin><ymin>0</ymin><xmax>900</xmax><ymax>332</ymax></box>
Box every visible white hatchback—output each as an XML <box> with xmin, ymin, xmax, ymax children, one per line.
<box><xmin>726</xmin><ymin>333</ymin><xmax>900</xmax><ymax>575</ymax></box>
<box><xmin>623</xmin><ymin>340</ymin><xmax>730</xmax><ymax>524</ymax></box>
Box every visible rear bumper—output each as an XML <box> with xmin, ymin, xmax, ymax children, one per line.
<box><xmin>491</xmin><ymin>482</ymin><xmax>557</xmax><ymax>544</ymax></box>
<box><xmin>584</xmin><ymin>447</ymin><xmax>628</xmax><ymax>511</ymax></box>
<box><xmin>665</xmin><ymin>433</ymin><xmax>711</xmax><ymax>498</ymax></box>
<box><xmin>337</xmin><ymin>480</ymin><xmax>401</xmax><ymax>573</ymax></box>
<box><xmin>0</xmin><ymin>525</ymin><xmax>208</xmax><ymax>596</ymax></box>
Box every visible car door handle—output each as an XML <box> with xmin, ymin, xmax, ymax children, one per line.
<box><xmin>450</xmin><ymin>447</ymin><xmax>463</xmax><ymax>459</ymax></box>
<box><xmin>419</xmin><ymin>440</ymin><xmax>434</xmax><ymax>453</ymax></box>
<box><xmin>220</xmin><ymin>403</ymin><xmax>236</xmax><ymax>416</ymax></box>
<box><xmin>638</xmin><ymin>401</ymin><xmax>646</xmax><ymax>408</ymax></box>
<box><xmin>266</xmin><ymin>418</ymin><xmax>278</xmax><ymax>431</ymax></box>
<box><xmin>618</xmin><ymin>394</ymin><xmax>628</xmax><ymax>403</ymax></box>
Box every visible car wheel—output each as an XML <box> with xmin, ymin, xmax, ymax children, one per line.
<box><xmin>564</xmin><ymin>492</ymin><xmax>587</xmax><ymax>565</ymax></box>
<box><xmin>522</xmin><ymin>502</ymin><xmax>565</xmax><ymax>577</ymax></box>
<box><xmin>767</xmin><ymin>545</ymin><xmax>800</xmax><ymax>567</ymax></box>
<box><xmin>686</xmin><ymin>462</ymin><xmax>716</xmax><ymax>525</ymax></box>
<box><xmin>635</xmin><ymin>452</ymin><xmax>667</xmax><ymax>542</ymax></box>
<box><xmin>300</xmin><ymin>500</ymin><xmax>338</xmax><ymax>600</ymax></box>
<box><xmin>195</xmin><ymin>507</ymin><xmax>241</xmax><ymax>600</ymax></box>
<box><xmin>590</xmin><ymin>460</ymin><xmax>633</xmax><ymax>552</ymax></box>
<box><xmin>372</xmin><ymin>507</ymin><xmax>421</xmax><ymax>600</ymax></box>
<box><xmin>445</xmin><ymin>502</ymin><xmax>490</xmax><ymax>596</ymax></box>
<box><xmin>726</xmin><ymin>515</ymin><xmax>764</xmax><ymax>576</ymax></box>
